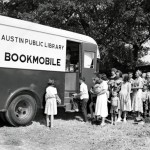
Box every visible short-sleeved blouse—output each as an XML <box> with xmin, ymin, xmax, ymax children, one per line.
<box><xmin>46</xmin><ymin>86</ymin><xmax>57</xmax><ymax>98</ymax></box>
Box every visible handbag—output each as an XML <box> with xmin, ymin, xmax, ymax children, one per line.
<box><xmin>56</xmin><ymin>95</ymin><xmax>61</xmax><ymax>104</ymax></box>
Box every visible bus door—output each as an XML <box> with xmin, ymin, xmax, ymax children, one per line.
<box><xmin>81</xmin><ymin>43</ymin><xmax>97</xmax><ymax>89</ymax></box>
<box><xmin>64</xmin><ymin>41</ymin><xmax>80</xmax><ymax>111</ymax></box>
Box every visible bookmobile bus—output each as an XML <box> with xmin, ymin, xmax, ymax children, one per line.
<box><xmin>0</xmin><ymin>15</ymin><xmax>100</xmax><ymax>126</ymax></box>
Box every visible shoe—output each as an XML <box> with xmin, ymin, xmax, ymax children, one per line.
<box><xmin>123</xmin><ymin>119</ymin><xmax>127</xmax><ymax>123</ymax></box>
<box><xmin>101</xmin><ymin>123</ymin><xmax>106</xmax><ymax>126</ymax></box>
<box><xmin>116</xmin><ymin>118</ymin><xmax>122</xmax><ymax>122</ymax></box>
<box><xmin>138</xmin><ymin>121</ymin><xmax>144</xmax><ymax>125</ymax></box>
<box><xmin>75</xmin><ymin>109</ymin><xmax>79</xmax><ymax>112</ymax></box>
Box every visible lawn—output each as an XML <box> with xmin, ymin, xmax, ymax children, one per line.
<box><xmin>0</xmin><ymin>110</ymin><xmax>150</xmax><ymax>150</ymax></box>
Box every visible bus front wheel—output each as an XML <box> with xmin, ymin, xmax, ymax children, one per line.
<box><xmin>6</xmin><ymin>94</ymin><xmax>37</xmax><ymax>126</ymax></box>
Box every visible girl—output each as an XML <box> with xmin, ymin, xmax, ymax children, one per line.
<box><xmin>44</xmin><ymin>79</ymin><xmax>61</xmax><ymax>128</ymax></box>
<box><xmin>142</xmin><ymin>73</ymin><xmax>147</xmax><ymax>85</ymax></box>
<box><xmin>128</xmin><ymin>72</ymin><xmax>134</xmax><ymax>108</ymax></box>
<box><xmin>132</xmin><ymin>70</ymin><xmax>143</xmax><ymax>120</ymax></box>
<box><xmin>119</xmin><ymin>74</ymin><xmax>131</xmax><ymax>122</ymax></box>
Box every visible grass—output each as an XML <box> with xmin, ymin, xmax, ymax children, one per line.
<box><xmin>0</xmin><ymin>110</ymin><xmax>150</xmax><ymax>150</ymax></box>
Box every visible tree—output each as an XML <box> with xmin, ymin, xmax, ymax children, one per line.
<box><xmin>2</xmin><ymin>0</ymin><xmax>150</xmax><ymax>72</ymax></box>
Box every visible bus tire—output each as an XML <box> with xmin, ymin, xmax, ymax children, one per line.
<box><xmin>6</xmin><ymin>94</ymin><xmax>37</xmax><ymax>126</ymax></box>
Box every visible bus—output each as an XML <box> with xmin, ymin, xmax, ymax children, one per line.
<box><xmin>0</xmin><ymin>15</ymin><xmax>100</xmax><ymax>126</ymax></box>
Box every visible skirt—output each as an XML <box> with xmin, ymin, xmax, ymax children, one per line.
<box><xmin>132</xmin><ymin>89</ymin><xmax>143</xmax><ymax>113</ymax></box>
<box><xmin>95</xmin><ymin>93</ymin><xmax>108</xmax><ymax>117</ymax></box>
<box><xmin>44</xmin><ymin>98</ymin><xmax>57</xmax><ymax>115</ymax></box>
<box><xmin>119</xmin><ymin>93</ymin><xmax>131</xmax><ymax>111</ymax></box>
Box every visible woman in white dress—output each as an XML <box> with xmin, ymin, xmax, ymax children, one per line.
<box><xmin>94</xmin><ymin>75</ymin><xmax>108</xmax><ymax>126</ymax></box>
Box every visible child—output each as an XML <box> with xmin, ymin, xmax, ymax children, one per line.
<box><xmin>44</xmin><ymin>79</ymin><xmax>61</xmax><ymax>128</ymax></box>
<box><xmin>128</xmin><ymin>72</ymin><xmax>134</xmax><ymax>108</ymax></box>
<box><xmin>73</xmin><ymin>77</ymin><xmax>89</xmax><ymax>122</ymax></box>
<box><xmin>119</xmin><ymin>74</ymin><xmax>131</xmax><ymax>122</ymax></box>
<box><xmin>142</xmin><ymin>84</ymin><xmax>148</xmax><ymax>118</ymax></box>
<box><xmin>128</xmin><ymin>72</ymin><xmax>134</xmax><ymax>85</ymax></box>
<box><xmin>110</xmin><ymin>91</ymin><xmax>119</xmax><ymax>125</ymax></box>
<box><xmin>142</xmin><ymin>73</ymin><xmax>147</xmax><ymax>85</ymax></box>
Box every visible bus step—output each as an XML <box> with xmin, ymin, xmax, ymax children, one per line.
<box><xmin>64</xmin><ymin>97</ymin><xmax>71</xmax><ymax>103</ymax></box>
<box><xmin>65</xmin><ymin>103</ymin><xmax>72</xmax><ymax>111</ymax></box>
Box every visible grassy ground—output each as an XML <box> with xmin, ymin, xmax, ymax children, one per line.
<box><xmin>0</xmin><ymin>110</ymin><xmax>150</xmax><ymax>150</ymax></box>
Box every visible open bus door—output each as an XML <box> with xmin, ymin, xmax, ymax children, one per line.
<box><xmin>81</xmin><ymin>43</ymin><xmax>97</xmax><ymax>89</ymax></box>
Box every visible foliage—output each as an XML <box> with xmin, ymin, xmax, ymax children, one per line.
<box><xmin>1</xmin><ymin>0</ymin><xmax>150</xmax><ymax>71</ymax></box>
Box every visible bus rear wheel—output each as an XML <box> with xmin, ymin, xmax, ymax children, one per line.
<box><xmin>6</xmin><ymin>94</ymin><xmax>37</xmax><ymax>126</ymax></box>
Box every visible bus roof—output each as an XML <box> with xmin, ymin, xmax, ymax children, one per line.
<box><xmin>0</xmin><ymin>15</ymin><xmax>97</xmax><ymax>45</ymax></box>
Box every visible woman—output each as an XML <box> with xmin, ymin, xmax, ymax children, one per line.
<box><xmin>108</xmin><ymin>68</ymin><xmax>117</xmax><ymax>92</ymax></box>
<box><xmin>114</xmin><ymin>70</ymin><xmax>123</xmax><ymax>92</ymax></box>
<box><xmin>94</xmin><ymin>74</ymin><xmax>108</xmax><ymax>126</ymax></box>
<box><xmin>132</xmin><ymin>70</ymin><xmax>143</xmax><ymax>119</ymax></box>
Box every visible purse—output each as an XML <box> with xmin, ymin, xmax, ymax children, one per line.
<box><xmin>56</xmin><ymin>95</ymin><xmax>61</xmax><ymax>104</ymax></box>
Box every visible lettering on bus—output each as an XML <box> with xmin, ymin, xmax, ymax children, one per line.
<box><xmin>1</xmin><ymin>35</ymin><xmax>64</xmax><ymax>50</ymax></box>
<box><xmin>5</xmin><ymin>52</ymin><xmax>61</xmax><ymax>66</ymax></box>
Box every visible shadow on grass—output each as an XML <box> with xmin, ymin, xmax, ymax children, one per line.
<box><xmin>34</xmin><ymin>107</ymin><xmax>84</xmax><ymax>126</ymax></box>
<box><xmin>0</xmin><ymin>108</ymin><xmax>84</xmax><ymax>127</ymax></box>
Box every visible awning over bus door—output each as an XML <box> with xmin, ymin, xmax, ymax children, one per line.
<box><xmin>81</xmin><ymin>43</ymin><xmax>97</xmax><ymax>89</ymax></box>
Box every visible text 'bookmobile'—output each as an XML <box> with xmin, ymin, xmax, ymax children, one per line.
<box><xmin>0</xmin><ymin>15</ymin><xmax>100</xmax><ymax>126</ymax></box>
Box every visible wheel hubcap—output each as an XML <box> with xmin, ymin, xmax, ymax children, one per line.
<box><xmin>15</xmin><ymin>100</ymin><xmax>31</xmax><ymax>119</ymax></box>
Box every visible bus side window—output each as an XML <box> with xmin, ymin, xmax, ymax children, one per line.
<box><xmin>84</xmin><ymin>52</ymin><xmax>95</xmax><ymax>68</ymax></box>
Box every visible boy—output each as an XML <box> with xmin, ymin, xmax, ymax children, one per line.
<box><xmin>73</xmin><ymin>77</ymin><xmax>89</xmax><ymax>122</ymax></box>
<box><xmin>110</xmin><ymin>91</ymin><xmax>119</xmax><ymax>125</ymax></box>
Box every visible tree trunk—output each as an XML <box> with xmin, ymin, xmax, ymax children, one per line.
<box><xmin>132</xmin><ymin>44</ymin><xmax>140</xmax><ymax>69</ymax></box>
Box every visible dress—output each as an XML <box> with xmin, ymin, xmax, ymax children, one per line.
<box><xmin>119</xmin><ymin>82</ymin><xmax>131</xmax><ymax>111</ymax></box>
<box><xmin>142</xmin><ymin>91</ymin><xmax>148</xmax><ymax>115</ymax></box>
<box><xmin>132</xmin><ymin>77</ymin><xmax>143</xmax><ymax>113</ymax></box>
<box><xmin>110</xmin><ymin>97</ymin><xmax>119</xmax><ymax>114</ymax></box>
<box><xmin>44</xmin><ymin>86</ymin><xmax>57</xmax><ymax>115</ymax></box>
<box><xmin>95</xmin><ymin>81</ymin><xmax>108</xmax><ymax>117</ymax></box>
